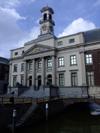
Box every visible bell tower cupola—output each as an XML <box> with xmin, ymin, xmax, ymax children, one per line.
<box><xmin>39</xmin><ymin>6</ymin><xmax>55</xmax><ymax>35</ymax></box>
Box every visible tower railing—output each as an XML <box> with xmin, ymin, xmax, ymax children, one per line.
<box><xmin>39</xmin><ymin>19</ymin><xmax>55</xmax><ymax>25</ymax></box>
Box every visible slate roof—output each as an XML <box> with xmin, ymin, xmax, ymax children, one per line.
<box><xmin>83</xmin><ymin>28</ymin><xmax>100</xmax><ymax>42</ymax></box>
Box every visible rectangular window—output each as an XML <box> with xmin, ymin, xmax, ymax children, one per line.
<box><xmin>57</xmin><ymin>41</ymin><xmax>63</xmax><ymax>46</ymax></box>
<box><xmin>21</xmin><ymin>63</ymin><xmax>24</xmax><ymax>71</ymax></box>
<box><xmin>13</xmin><ymin>76</ymin><xmax>17</xmax><ymax>87</ymax></box>
<box><xmin>87</xmin><ymin>72</ymin><xmax>94</xmax><ymax>86</ymax></box>
<box><xmin>14</xmin><ymin>64</ymin><xmax>17</xmax><ymax>72</ymax></box>
<box><xmin>59</xmin><ymin>74</ymin><xmax>64</xmax><ymax>86</ymax></box>
<box><xmin>69</xmin><ymin>38</ymin><xmax>75</xmax><ymax>43</ymax></box>
<box><xmin>15</xmin><ymin>52</ymin><xmax>18</xmax><ymax>55</ymax></box>
<box><xmin>70</xmin><ymin>55</ymin><xmax>76</xmax><ymax>65</ymax></box>
<box><xmin>29</xmin><ymin>61</ymin><xmax>32</xmax><ymax>70</ymax></box>
<box><xmin>58</xmin><ymin>57</ymin><xmax>64</xmax><ymax>66</ymax></box>
<box><xmin>86</xmin><ymin>54</ymin><xmax>92</xmax><ymax>64</ymax></box>
<box><xmin>22</xmin><ymin>50</ymin><xmax>24</xmax><ymax>55</ymax></box>
<box><xmin>71</xmin><ymin>72</ymin><xmax>77</xmax><ymax>86</ymax></box>
<box><xmin>5</xmin><ymin>66</ymin><xmax>9</xmax><ymax>71</ymax></box>
<box><xmin>5</xmin><ymin>73</ymin><xmax>8</xmax><ymax>80</ymax></box>
<box><xmin>21</xmin><ymin>75</ymin><xmax>24</xmax><ymax>85</ymax></box>
<box><xmin>47</xmin><ymin>59</ymin><xmax>52</xmax><ymax>68</ymax></box>
<box><xmin>38</xmin><ymin>60</ymin><xmax>42</xmax><ymax>69</ymax></box>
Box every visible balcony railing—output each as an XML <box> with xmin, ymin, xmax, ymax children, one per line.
<box><xmin>39</xmin><ymin>19</ymin><xmax>55</xmax><ymax>25</ymax></box>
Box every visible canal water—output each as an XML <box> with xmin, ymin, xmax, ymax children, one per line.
<box><xmin>7</xmin><ymin>103</ymin><xmax>100</xmax><ymax>133</ymax></box>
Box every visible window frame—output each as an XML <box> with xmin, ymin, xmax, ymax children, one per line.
<box><xmin>21</xmin><ymin>63</ymin><xmax>24</xmax><ymax>72</ymax></box>
<box><xmin>14</xmin><ymin>64</ymin><xmax>17</xmax><ymax>72</ymax></box>
<box><xmin>87</xmin><ymin>71</ymin><xmax>94</xmax><ymax>86</ymax></box>
<box><xmin>47</xmin><ymin>58</ymin><xmax>52</xmax><ymax>68</ymax></box>
<box><xmin>38</xmin><ymin>60</ymin><xmax>42</xmax><ymax>69</ymax></box>
<box><xmin>5</xmin><ymin>73</ymin><xmax>8</xmax><ymax>80</ymax></box>
<box><xmin>71</xmin><ymin>72</ymin><xmax>78</xmax><ymax>86</ymax></box>
<box><xmin>22</xmin><ymin>50</ymin><xmax>24</xmax><ymax>55</ymax></box>
<box><xmin>59</xmin><ymin>73</ymin><xmax>64</xmax><ymax>86</ymax></box>
<box><xmin>15</xmin><ymin>52</ymin><xmax>18</xmax><ymax>56</ymax></box>
<box><xmin>57</xmin><ymin>41</ymin><xmax>63</xmax><ymax>46</ymax></box>
<box><xmin>70</xmin><ymin>55</ymin><xmax>77</xmax><ymax>65</ymax></box>
<box><xmin>21</xmin><ymin>75</ymin><xmax>24</xmax><ymax>85</ymax></box>
<box><xmin>58</xmin><ymin>57</ymin><xmax>64</xmax><ymax>67</ymax></box>
<box><xmin>69</xmin><ymin>38</ymin><xmax>75</xmax><ymax>43</ymax></box>
<box><xmin>13</xmin><ymin>76</ymin><xmax>17</xmax><ymax>87</ymax></box>
<box><xmin>85</xmin><ymin>54</ymin><xmax>93</xmax><ymax>65</ymax></box>
<box><xmin>29</xmin><ymin>61</ymin><xmax>32</xmax><ymax>70</ymax></box>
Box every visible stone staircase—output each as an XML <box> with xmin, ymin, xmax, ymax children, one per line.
<box><xmin>8</xmin><ymin>104</ymin><xmax>37</xmax><ymax>129</ymax></box>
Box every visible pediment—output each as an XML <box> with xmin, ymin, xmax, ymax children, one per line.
<box><xmin>24</xmin><ymin>44</ymin><xmax>55</xmax><ymax>56</ymax></box>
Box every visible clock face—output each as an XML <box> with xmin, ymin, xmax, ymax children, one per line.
<box><xmin>42</xmin><ymin>25</ymin><xmax>47</xmax><ymax>31</ymax></box>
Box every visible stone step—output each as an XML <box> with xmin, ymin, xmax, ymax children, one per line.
<box><xmin>8</xmin><ymin>104</ymin><xmax>37</xmax><ymax>129</ymax></box>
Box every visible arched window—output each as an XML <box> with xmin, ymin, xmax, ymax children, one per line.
<box><xmin>47</xmin><ymin>74</ymin><xmax>52</xmax><ymax>85</ymax></box>
<box><xmin>44</xmin><ymin>13</ymin><xmax>47</xmax><ymax>20</ymax></box>
<box><xmin>49</xmin><ymin>14</ymin><xmax>52</xmax><ymax>20</ymax></box>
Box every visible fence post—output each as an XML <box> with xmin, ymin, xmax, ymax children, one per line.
<box><xmin>12</xmin><ymin>110</ymin><xmax>16</xmax><ymax>133</ymax></box>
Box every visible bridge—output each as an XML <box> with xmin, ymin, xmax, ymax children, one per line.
<box><xmin>1</xmin><ymin>94</ymin><xmax>100</xmax><ymax>132</ymax></box>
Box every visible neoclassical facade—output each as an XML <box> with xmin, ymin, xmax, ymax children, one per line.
<box><xmin>8</xmin><ymin>6</ymin><xmax>100</xmax><ymax>97</ymax></box>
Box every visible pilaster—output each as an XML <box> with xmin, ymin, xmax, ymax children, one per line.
<box><xmin>52</xmin><ymin>55</ymin><xmax>56</xmax><ymax>85</ymax></box>
<box><xmin>24</xmin><ymin>61</ymin><xmax>27</xmax><ymax>86</ymax></box>
<box><xmin>32</xmin><ymin>59</ymin><xmax>36</xmax><ymax>86</ymax></box>
<box><xmin>80</xmin><ymin>51</ymin><xmax>87</xmax><ymax>86</ymax></box>
<box><xmin>42</xmin><ymin>57</ymin><xmax>45</xmax><ymax>85</ymax></box>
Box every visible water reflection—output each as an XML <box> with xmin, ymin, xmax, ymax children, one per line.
<box><xmin>8</xmin><ymin>103</ymin><xmax>100</xmax><ymax>133</ymax></box>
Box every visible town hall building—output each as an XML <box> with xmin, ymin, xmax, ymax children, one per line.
<box><xmin>8</xmin><ymin>6</ymin><xmax>100</xmax><ymax>98</ymax></box>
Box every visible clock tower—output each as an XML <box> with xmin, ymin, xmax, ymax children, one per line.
<box><xmin>39</xmin><ymin>6</ymin><xmax>55</xmax><ymax>35</ymax></box>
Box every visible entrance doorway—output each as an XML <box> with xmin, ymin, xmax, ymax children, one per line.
<box><xmin>38</xmin><ymin>75</ymin><xmax>41</xmax><ymax>90</ymax></box>
<box><xmin>3</xmin><ymin>84</ymin><xmax>8</xmax><ymax>94</ymax></box>
<box><xmin>29</xmin><ymin>76</ymin><xmax>32</xmax><ymax>87</ymax></box>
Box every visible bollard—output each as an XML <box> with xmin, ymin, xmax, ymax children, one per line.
<box><xmin>45</xmin><ymin>103</ymin><xmax>48</xmax><ymax>121</ymax></box>
<box><xmin>12</xmin><ymin>110</ymin><xmax>16</xmax><ymax>133</ymax></box>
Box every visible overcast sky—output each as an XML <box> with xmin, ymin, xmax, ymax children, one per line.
<box><xmin>0</xmin><ymin>0</ymin><xmax>100</xmax><ymax>58</ymax></box>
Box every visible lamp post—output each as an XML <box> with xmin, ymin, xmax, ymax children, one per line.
<box><xmin>12</xmin><ymin>110</ymin><xmax>16</xmax><ymax>133</ymax></box>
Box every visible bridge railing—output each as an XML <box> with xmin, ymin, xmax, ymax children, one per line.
<box><xmin>89</xmin><ymin>94</ymin><xmax>100</xmax><ymax>99</ymax></box>
<box><xmin>0</xmin><ymin>97</ymin><xmax>37</xmax><ymax>105</ymax></box>
<box><xmin>61</xmin><ymin>94</ymin><xmax>88</xmax><ymax>99</ymax></box>
<box><xmin>0</xmin><ymin>94</ymin><xmax>100</xmax><ymax>105</ymax></box>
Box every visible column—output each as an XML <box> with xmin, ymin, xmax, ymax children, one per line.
<box><xmin>80</xmin><ymin>51</ymin><xmax>87</xmax><ymax>86</ymax></box>
<box><xmin>24</xmin><ymin>61</ymin><xmax>27</xmax><ymax>86</ymax></box>
<box><xmin>52</xmin><ymin>55</ymin><xmax>56</xmax><ymax>85</ymax></box>
<box><xmin>32</xmin><ymin>59</ymin><xmax>36</xmax><ymax>86</ymax></box>
<box><xmin>42</xmin><ymin>57</ymin><xmax>45</xmax><ymax>85</ymax></box>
